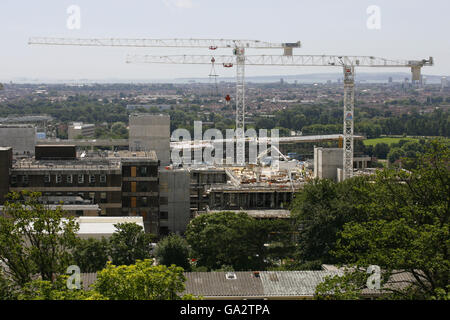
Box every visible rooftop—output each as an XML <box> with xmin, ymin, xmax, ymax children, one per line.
<box><xmin>206</xmin><ymin>209</ymin><xmax>291</xmax><ymax>219</ymax></box>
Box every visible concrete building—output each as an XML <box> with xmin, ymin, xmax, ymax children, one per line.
<box><xmin>313</xmin><ymin>147</ymin><xmax>371</xmax><ymax>181</ymax></box>
<box><xmin>120</xmin><ymin>151</ymin><xmax>160</xmax><ymax>234</ymax></box>
<box><xmin>314</xmin><ymin>147</ymin><xmax>343</xmax><ymax>181</ymax></box>
<box><xmin>0</xmin><ymin>145</ymin><xmax>160</xmax><ymax>234</ymax></box>
<box><xmin>0</xmin><ymin>147</ymin><xmax>12</xmax><ymax>204</ymax></box>
<box><xmin>189</xmin><ymin>167</ymin><xmax>227</xmax><ymax>215</ymax></box>
<box><xmin>207</xmin><ymin>184</ymin><xmax>296</xmax><ymax>211</ymax></box>
<box><xmin>129</xmin><ymin>113</ymin><xmax>170</xmax><ymax>166</ymax></box>
<box><xmin>0</xmin><ymin>203</ymin><xmax>100</xmax><ymax>218</ymax></box>
<box><xmin>68</xmin><ymin>122</ymin><xmax>95</xmax><ymax>139</ymax></box>
<box><xmin>0</xmin><ymin>124</ymin><xmax>36</xmax><ymax>156</ymax></box>
<box><xmin>159</xmin><ymin>168</ymin><xmax>191</xmax><ymax>235</ymax></box>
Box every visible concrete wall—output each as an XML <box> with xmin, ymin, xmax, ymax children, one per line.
<box><xmin>0</xmin><ymin>125</ymin><xmax>36</xmax><ymax>155</ymax></box>
<box><xmin>159</xmin><ymin>168</ymin><xmax>190</xmax><ymax>235</ymax></box>
<box><xmin>129</xmin><ymin>114</ymin><xmax>170</xmax><ymax>166</ymax></box>
<box><xmin>314</xmin><ymin>147</ymin><xmax>343</xmax><ymax>181</ymax></box>
<box><xmin>0</xmin><ymin>147</ymin><xmax>12</xmax><ymax>204</ymax></box>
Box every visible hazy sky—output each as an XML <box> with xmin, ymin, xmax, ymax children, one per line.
<box><xmin>0</xmin><ymin>0</ymin><xmax>449</xmax><ymax>81</ymax></box>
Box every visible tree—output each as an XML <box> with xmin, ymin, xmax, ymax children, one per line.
<box><xmin>373</xmin><ymin>142</ymin><xmax>390</xmax><ymax>159</ymax></box>
<box><xmin>185</xmin><ymin>212</ymin><xmax>289</xmax><ymax>271</ymax></box>
<box><xmin>108</xmin><ymin>223</ymin><xmax>154</xmax><ymax>266</ymax></box>
<box><xmin>0</xmin><ymin>268</ymin><xmax>16</xmax><ymax>300</ymax></box>
<box><xmin>0</xmin><ymin>191</ymin><xmax>79</xmax><ymax>285</ymax></box>
<box><xmin>111</xmin><ymin>122</ymin><xmax>128</xmax><ymax>139</ymax></box>
<box><xmin>332</xmin><ymin>141</ymin><xmax>449</xmax><ymax>299</ymax></box>
<box><xmin>290</xmin><ymin>177</ymin><xmax>372</xmax><ymax>268</ymax></box>
<box><xmin>387</xmin><ymin>147</ymin><xmax>404</xmax><ymax>164</ymax></box>
<box><xmin>315</xmin><ymin>271</ymin><xmax>368</xmax><ymax>300</ymax></box>
<box><xmin>72</xmin><ymin>237</ymin><xmax>110</xmax><ymax>273</ymax></box>
<box><xmin>91</xmin><ymin>259</ymin><xmax>189</xmax><ymax>300</ymax></box>
<box><xmin>154</xmin><ymin>234</ymin><xmax>191</xmax><ymax>271</ymax></box>
<box><xmin>16</xmin><ymin>275</ymin><xmax>100</xmax><ymax>300</ymax></box>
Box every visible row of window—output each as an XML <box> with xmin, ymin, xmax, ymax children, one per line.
<box><xmin>44</xmin><ymin>174</ymin><xmax>107</xmax><ymax>184</ymax></box>
<box><xmin>11</xmin><ymin>174</ymin><xmax>107</xmax><ymax>184</ymax></box>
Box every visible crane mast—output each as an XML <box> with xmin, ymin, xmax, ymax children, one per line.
<box><xmin>235</xmin><ymin>47</ymin><xmax>246</xmax><ymax>164</ymax></box>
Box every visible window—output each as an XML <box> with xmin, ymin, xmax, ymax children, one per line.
<box><xmin>140</xmin><ymin>196</ymin><xmax>148</xmax><ymax>207</ymax></box>
<box><xmin>89</xmin><ymin>175</ymin><xmax>96</xmax><ymax>183</ymax></box>
<box><xmin>100</xmin><ymin>175</ymin><xmax>106</xmax><ymax>183</ymax></box>
<box><xmin>89</xmin><ymin>192</ymin><xmax>95</xmax><ymax>200</ymax></box>
<box><xmin>138</xmin><ymin>183</ymin><xmax>148</xmax><ymax>192</ymax></box>
<box><xmin>160</xmin><ymin>197</ymin><xmax>168</xmax><ymax>205</ymax></box>
<box><xmin>78</xmin><ymin>174</ymin><xmax>84</xmax><ymax>184</ymax></box>
<box><xmin>22</xmin><ymin>175</ymin><xmax>29</xmax><ymax>184</ymax></box>
<box><xmin>100</xmin><ymin>192</ymin><xmax>107</xmax><ymax>203</ymax></box>
<box><xmin>159</xmin><ymin>226</ymin><xmax>169</xmax><ymax>236</ymax></box>
<box><xmin>44</xmin><ymin>175</ymin><xmax>51</xmax><ymax>183</ymax></box>
<box><xmin>67</xmin><ymin>175</ymin><xmax>73</xmax><ymax>184</ymax></box>
<box><xmin>11</xmin><ymin>175</ymin><xmax>17</xmax><ymax>185</ymax></box>
<box><xmin>56</xmin><ymin>174</ymin><xmax>62</xmax><ymax>183</ymax></box>
<box><xmin>160</xmin><ymin>211</ymin><xmax>168</xmax><ymax>220</ymax></box>
<box><xmin>139</xmin><ymin>166</ymin><xmax>148</xmax><ymax>177</ymax></box>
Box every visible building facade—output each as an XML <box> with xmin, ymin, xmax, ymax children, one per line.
<box><xmin>0</xmin><ymin>146</ymin><xmax>160</xmax><ymax>234</ymax></box>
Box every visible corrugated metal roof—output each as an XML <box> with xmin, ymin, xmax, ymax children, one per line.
<box><xmin>260</xmin><ymin>271</ymin><xmax>343</xmax><ymax>297</ymax></box>
<box><xmin>183</xmin><ymin>272</ymin><xmax>264</xmax><ymax>297</ymax></box>
<box><xmin>80</xmin><ymin>273</ymin><xmax>98</xmax><ymax>290</ymax></box>
<box><xmin>79</xmin><ymin>269</ymin><xmax>420</xmax><ymax>298</ymax></box>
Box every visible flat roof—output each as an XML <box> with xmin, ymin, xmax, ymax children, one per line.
<box><xmin>76</xmin><ymin>216</ymin><xmax>144</xmax><ymax>236</ymax></box>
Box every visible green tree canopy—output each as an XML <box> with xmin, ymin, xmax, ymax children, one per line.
<box><xmin>108</xmin><ymin>223</ymin><xmax>154</xmax><ymax>266</ymax></box>
<box><xmin>154</xmin><ymin>234</ymin><xmax>191</xmax><ymax>271</ymax></box>
<box><xmin>0</xmin><ymin>191</ymin><xmax>78</xmax><ymax>285</ymax></box>
<box><xmin>92</xmin><ymin>259</ymin><xmax>188</xmax><ymax>300</ymax></box>
<box><xmin>186</xmin><ymin>212</ymin><xmax>293</xmax><ymax>271</ymax></box>
<box><xmin>290</xmin><ymin>177</ymin><xmax>372</xmax><ymax>267</ymax></box>
<box><xmin>72</xmin><ymin>237</ymin><xmax>110</xmax><ymax>273</ymax></box>
<box><xmin>313</xmin><ymin>140</ymin><xmax>449</xmax><ymax>299</ymax></box>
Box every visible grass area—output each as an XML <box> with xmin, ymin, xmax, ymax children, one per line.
<box><xmin>363</xmin><ymin>137</ymin><xmax>419</xmax><ymax>147</ymax></box>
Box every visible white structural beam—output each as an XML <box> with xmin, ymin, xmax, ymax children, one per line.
<box><xmin>29</xmin><ymin>37</ymin><xmax>300</xmax><ymax>49</ymax></box>
<box><xmin>127</xmin><ymin>54</ymin><xmax>432</xmax><ymax>68</ymax></box>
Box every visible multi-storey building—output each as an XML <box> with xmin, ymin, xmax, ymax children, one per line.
<box><xmin>0</xmin><ymin>145</ymin><xmax>160</xmax><ymax>234</ymax></box>
<box><xmin>68</xmin><ymin>122</ymin><xmax>96</xmax><ymax>139</ymax></box>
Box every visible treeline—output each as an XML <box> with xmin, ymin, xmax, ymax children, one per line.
<box><xmin>0</xmin><ymin>95</ymin><xmax>129</xmax><ymax>123</ymax></box>
<box><xmin>293</xmin><ymin>141</ymin><xmax>449</xmax><ymax>299</ymax></box>
<box><xmin>253</xmin><ymin>104</ymin><xmax>449</xmax><ymax>138</ymax></box>
<box><xmin>1</xmin><ymin>95</ymin><xmax>449</xmax><ymax>138</ymax></box>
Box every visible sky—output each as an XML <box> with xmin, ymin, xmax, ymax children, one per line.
<box><xmin>0</xmin><ymin>0</ymin><xmax>449</xmax><ymax>82</ymax></box>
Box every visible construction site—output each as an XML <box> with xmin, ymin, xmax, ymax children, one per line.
<box><xmin>0</xmin><ymin>36</ymin><xmax>433</xmax><ymax>235</ymax></box>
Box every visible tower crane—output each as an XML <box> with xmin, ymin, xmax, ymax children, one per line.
<box><xmin>126</xmin><ymin>53</ymin><xmax>433</xmax><ymax>180</ymax></box>
<box><xmin>28</xmin><ymin>37</ymin><xmax>301</xmax><ymax>166</ymax></box>
<box><xmin>28</xmin><ymin>37</ymin><xmax>433</xmax><ymax>179</ymax></box>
